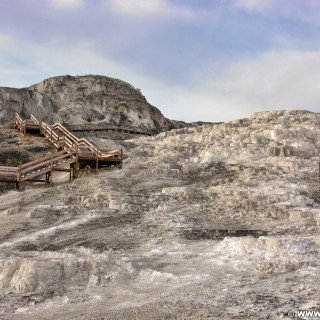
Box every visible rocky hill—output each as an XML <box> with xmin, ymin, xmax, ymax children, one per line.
<box><xmin>0</xmin><ymin>75</ymin><xmax>183</xmax><ymax>133</ymax></box>
<box><xmin>0</xmin><ymin>110</ymin><xmax>319</xmax><ymax>319</ymax></box>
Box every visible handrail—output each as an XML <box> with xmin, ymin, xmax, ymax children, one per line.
<box><xmin>0</xmin><ymin>166</ymin><xmax>19</xmax><ymax>178</ymax></box>
<box><xmin>1</xmin><ymin>113</ymin><xmax>122</xmax><ymax>187</ymax></box>
<box><xmin>52</xmin><ymin>123</ymin><xmax>79</xmax><ymax>141</ymax></box>
<box><xmin>13</xmin><ymin>113</ymin><xmax>122</xmax><ymax>160</ymax></box>
<box><xmin>21</xmin><ymin>149</ymin><xmax>75</xmax><ymax>176</ymax></box>
<box><xmin>52</xmin><ymin>123</ymin><xmax>97</xmax><ymax>152</ymax></box>
<box><xmin>69</xmin><ymin>124</ymin><xmax>152</xmax><ymax>135</ymax></box>
<box><xmin>0</xmin><ymin>166</ymin><xmax>18</xmax><ymax>171</ymax></box>
<box><xmin>1</xmin><ymin>113</ymin><xmax>122</xmax><ymax>188</ymax></box>
<box><xmin>13</xmin><ymin>113</ymin><xmax>23</xmax><ymax>129</ymax></box>
<box><xmin>41</xmin><ymin>122</ymin><xmax>59</xmax><ymax>140</ymax></box>
<box><xmin>52</xmin><ymin>123</ymin><xmax>95</xmax><ymax>147</ymax></box>
<box><xmin>30</xmin><ymin>114</ymin><xmax>40</xmax><ymax>124</ymax></box>
<box><xmin>21</xmin><ymin>148</ymin><xmax>75</xmax><ymax>169</ymax></box>
<box><xmin>14</xmin><ymin>113</ymin><xmax>23</xmax><ymax>124</ymax></box>
<box><xmin>0</xmin><ymin>147</ymin><xmax>76</xmax><ymax>184</ymax></box>
<box><xmin>31</xmin><ymin>115</ymin><xmax>120</xmax><ymax>158</ymax></box>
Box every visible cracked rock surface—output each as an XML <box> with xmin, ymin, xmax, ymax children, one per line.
<box><xmin>0</xmin><ymin>110</ymin><xmax>319</xmax><ymax>319</ymax></box>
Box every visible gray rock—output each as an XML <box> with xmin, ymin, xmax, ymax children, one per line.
<box><xmin>0</xmin><ymin>75</ymin><xmax>182</xmax><ymax>133</ymax></box>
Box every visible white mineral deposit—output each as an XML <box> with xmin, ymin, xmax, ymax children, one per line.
<box><xmin>0</xmin><ymin>80</ymin><xmax>319</xmax><ymax>319</ymax></box>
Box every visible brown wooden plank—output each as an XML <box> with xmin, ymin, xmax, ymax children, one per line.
<box><xmin>19</xmin><ymin>183</ymin><xmax>51</xmax><ymax>189</ymax></box>
<box><xmin>52</xmin><ymin>167</ymin><xmax>72</xmax><ymax>172</ymax></box>
<box><xmin>21</xmin><ymin>158</ymin><xmax>76</xmax><ymax>181</ymax></box>
<box><xmin>0</xmin><ymin>172</ymin><xmax>18</xmax><ymax>177</ymax></box>
<box><xmin>30</xmin><ymin>114</ymin><xmax>40</xmax><ymax>124</ymax></box>
<box><xmin>20</xmin><ymin>167</ymin><xmax>51</xmax><ymax>181</ymax></box>
<box><xmin>53</xmin><ymin>124</ymin><xmax>96</xmax><ymax>150</ymax></box>
<box><xmin>22</xmin><ymin>152</ymin><xmax>75</xmax><ymax>175</ymax></box>
<box><xmin>0</xmin><ymin>167</ymin><xmax>18</xmax><ymax>171</ymax></box>
<box><xmin>21</xmin><ymin>148</ymin><xmax>74</xmax><ymax>169</ymax></box>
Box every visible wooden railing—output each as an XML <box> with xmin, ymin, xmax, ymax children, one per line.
<box><xmin>41</xmin><ymin>122</ymin><xmax>106</xmax><ymax>160</ymax></box>
<box><xmin>51</xmin><ymin>122</ymin><xmax>121</xmax><ymax>160</ymax></box>
<box><xmin>10</xmin><ymin>112</ymin><xmax>122</xmax><ymax>169</ymax></box>
<box><xmin>13</xmin><ymin>113</ymin><xmax>121</xmax><ymax>160</ymax></box>
<box><xmin>1</xmin><ymin>114</ymin><xmax>123</xmax><ymax>188</ymax></box>
<box><xmin>0</xmin><ymin>147</ymin><xmax>77</xmax><ymax>188</ymax></box>
<box><xmin>13</xmin><ymin>113</ymin><xmax>41</xmax><ymax>135</ymax></box>
<box><xmin>40</xmin><ymin>121</ymin><xmax>73</xmax><ymax>149</ymax></box>
<box><xmin>30</xmin><ymin>114</ymin><xmax>40</xmax><ymax>124</ymax></box>
<box><xmin>19</xmin><ymin>148</ymin><xmax>76</xmax><ymax>181</ymax></box>
<box><xmin>52</xmin><ymin>123</ymin><xmax>99</xmax><ymax>154</ymax></box>
<box><xmin>13</xmin><ymin>113</ymin><xmax>23</xmax><ymax>128</ymax></box>
<box><xmin>13</xmin><ymin>113</ymin><xmax>24</xmax><ymax>133</ymax></box>
<box><xmin>69</xmin><ymin>124</ymin><xmax>153</xmax><ymax>136</ymax></box>
<box><xmin>0</xmin><ymin>166</ymin><xmax>19</xmax><ymax>181</ymax></box>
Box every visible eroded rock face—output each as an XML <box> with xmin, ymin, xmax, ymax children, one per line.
<box><xmin>0</xmin><ymin>75</ymin><xmax>180</xmax><ymax>133</ymax></box>
<box><xmin>0</xmin><ymin>87</ymin><xmax>57</xmax><ymax>126</ymax></box>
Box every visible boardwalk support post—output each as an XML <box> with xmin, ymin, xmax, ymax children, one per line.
<box><xmin>16</xmin><ymin>164</ymin><xmax>22</xmax><ymax>190</ymax></box>
<box><xmin>75</xmin><ymin>144</ymin><xmax>79</xmax><ymax>179</ymax></box>
<box><xmin>47</xmin><ymin>155</ymin><xmax>53</xmax><ymax>185</ymax></box>
<box><xmin>96</xmin><ymin>147</ymin><xmax>99</xmax><ymax>173</ymax></box>
<box><xmin>120</xmin><ymin>148</ymin><xmax>123</xmax><ymax>169</ymax></box>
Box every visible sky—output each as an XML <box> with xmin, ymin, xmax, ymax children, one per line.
<box><xmin>1</xmin><ymin>0</ymin><xmax>320</xmax><ymax>122</ymax></box>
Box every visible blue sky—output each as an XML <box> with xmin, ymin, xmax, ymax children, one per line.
<box><xmin>1</xmin><ymin>0</ymin><xmax>320</xmax><ymax>122</ymax></box>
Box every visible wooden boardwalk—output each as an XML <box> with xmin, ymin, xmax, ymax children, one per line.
<box><xmin>0</xmin><ymin>113</ymin><xmax>122</xmax><ymax>189</ymax></box>
<box><xmin>68</xmin><ymin>124</ymin><xmax>155</xmax><ymax>136</ymax></box>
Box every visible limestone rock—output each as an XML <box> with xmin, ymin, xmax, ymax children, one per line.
<box><xmin>0</xmin><ymin>75</ymin><xmax>183</xmax><ymax>133</ymax></box>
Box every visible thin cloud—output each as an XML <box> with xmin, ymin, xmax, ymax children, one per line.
<box><xmin>233</xmin><ymin>0</ymin><xmax>274</xmax><ymax>13</ymax></box>
<box><xmin>109</xmin><ymin>0</ymin><xmax>169</xmax><ymax>15</ymax></box>
<box><xmin>106</xmin><ymin>0</ymin><xmax>194</xmax><ymax>18</ymax></box>
<box><xmin>198</xmin><ymin>49</ymin><xmax>320</xmax><ymax>118</ymax></box>
<box><xmin>233</xmin><ymin>0</ymin><xmax>320</xmax><ymax>26</ymax></box>
<box><xmin>143</xmin><ymin>49</ymin><xmax>320</xmax><ymax>122</ymax></box>
<box><xmin>49</xmin><ymin>0</ymin><xmax>85</xmax><ymax>10</ymax></box>
<box><xmin>1</xmin><ymin>1</ymin><xmax>320</xmax><ymax>122</ymax></box>
<box><xmin>0</xmin><ymin>34</ymin><xmax>319</xmax><ymax>122</ymax></box>
<box><xmin>0</xmin><ymin>34</ymin><xmax>130</xmax><ymax>88</ymax></box>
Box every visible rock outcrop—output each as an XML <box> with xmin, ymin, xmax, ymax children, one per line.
<box><xmin>0</xmin><ymin>75</ymin><xmax>182</xmax><ymax>133</ymax></box>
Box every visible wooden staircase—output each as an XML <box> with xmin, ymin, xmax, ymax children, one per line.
<box><xmin>0</xmin><ymin>113</ymin><xmax>122</xmax><ymax>189</ymax></box>
<box><xmin>0</xmin><ymin>148</ymin><xmax>77</xmax><ymax>189</ymax></box>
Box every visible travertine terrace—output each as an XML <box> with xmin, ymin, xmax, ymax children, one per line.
<box><xmin>0</xmin><ymin>110</ymin><xmax>319</xmax><ymax>319</ymax></box>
